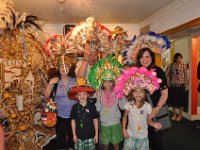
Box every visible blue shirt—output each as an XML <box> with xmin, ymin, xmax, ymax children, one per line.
<box><xmin>55</xmin><ymin>77</ymin><xmax>77</xmax><ymax>118</ymax></box>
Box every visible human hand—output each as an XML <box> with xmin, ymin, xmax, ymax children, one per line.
<box><xmin>73</xmin><ymin>135</ymin><xmax>78</xmax><ymax>144</ymax></box>
<box><xmin>84</xmin><ymin>48</ymin><xmax>92</xmax><ymax>62</ymax></box>
<box><xmin>49</xmin><ymin>77</ymin><xmax>59</xmax><ymax>85</ymax></box>
<box><xmin>94</xmin><ymin>134</ymin><xmax>98</xmax><ymax>144</ymax></box>
<box><xmin>123</xmin><ymin>88</ymin><xmax>129</xmax><ymax>96</ymax></box>
<box><xmin>96</xmin><ymin>89</ymin><xmax>101</xmax><ymax>98</ymax></box>
<box><xmin>149</xmin><ymin>107</ymin><xmax>160</xmax><ymax>118</ymax></box>
<box><xmin>153</xmin><ymin>122</ymin><xmax>162</xmax><ymax>130</ymax></box>
<box><xmin>123</xmin><ymin>129</ymin><xmax>129</xmax><ymax>139</ymax></box>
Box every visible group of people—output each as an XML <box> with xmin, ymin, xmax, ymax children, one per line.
<box><xmin>0</xmin><ymin>44</ymin><xmax>190</xmax><ymax>150</ymax></box>
<box><xmin>43</xmin><ymin>43</ymin><xmax>169</xmax><ymax>150</ymax></box>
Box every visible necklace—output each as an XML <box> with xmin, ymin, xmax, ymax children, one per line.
<box><xmin>61</xmin><ymin>79</ymin><xmax>72</xmax><ymax>102</ymax></box>
<box><xmin>78</xmin><ymin>103</ymin><xmax>87</xmax><ymax>128</ymax></box>
<box><xmin>101</xmin><ymin>90</ymin><xmax>117</xmax><ymax>108</ymax></box>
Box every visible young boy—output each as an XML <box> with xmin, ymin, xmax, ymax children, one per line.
<box><xmin>68</xmin><ymin>83</ymin><xmax>99</xmax><ymax>150</ymax></box>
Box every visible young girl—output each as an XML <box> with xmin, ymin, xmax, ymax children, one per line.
<box><xmin>88</xmin><ymin>55</ymin><xmax>125</xmax><ymax>150</ymax></box>
<box><xmin>114</xmin><ymin>67</ymin><xmax>162</xmax><ymax>150</ymax></box>
<box><xmin>95</xmin><ymin>80</ymin><xmax>125</xmax><ymax>150</ymax></box>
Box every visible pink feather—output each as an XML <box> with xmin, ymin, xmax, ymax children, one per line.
<box><xmin>114</xmin><ymin>66</ymin><xmax>161</xmax><ymax>99</ymax></box>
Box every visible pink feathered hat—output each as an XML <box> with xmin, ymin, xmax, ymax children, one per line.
<box><xmin>114</xmin><ymin>66</ymin><xmax>162</xmax><ymax>99</ymax></box>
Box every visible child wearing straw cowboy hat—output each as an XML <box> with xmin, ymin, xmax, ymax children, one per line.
<box><xmin>69</xmin><ymin>78</ymin><xmax>99</xmax><ymax>150</ymax></box>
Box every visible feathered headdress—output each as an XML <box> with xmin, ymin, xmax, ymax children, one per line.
<box><xmin>123</xmin><ymin>31</ymin><xmax>171</xmax><ymax>66</ymax></box>
<box><xmin>66</xmin><ymin>17</ymin><xmax>113</xmax><ymax>53</ymax></box>
<box><xmin>114</xmin><ymin>66</ymin><xmax>162</xmax><ymax>99</ymax></box>
<box><xmin>0</xmin><ymin>0</ymin><xmax>42</xmax><ymax>31</ymax></box>
<box><xmin>88</xmin><ymin>55</ymin><xmax>124</xmax><ymax>89</ymax></box>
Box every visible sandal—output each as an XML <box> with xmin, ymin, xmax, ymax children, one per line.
<box><xmin>171</xmin><ymin>115</ymin><xmax>177</xmax><ymax>120</ymax></box>
<box><xmin>196</xmin><ymin>125</ymin><xmax>200</xmax><ymax>129</ymax></box>
<box><xmin>176</xmin><ymin>115</ymin><xmax>182</xmax><ymax>121</ymax></box>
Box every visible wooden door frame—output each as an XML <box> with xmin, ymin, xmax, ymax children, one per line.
<box><xmin>161</xmin><ymin>17</ymin><xmax>200</xmax><ymax>115</ymax></box>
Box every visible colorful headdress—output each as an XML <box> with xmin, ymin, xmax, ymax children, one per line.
<box><xmin>68</xmin><ymin>78</ymin><xmax>95</xmax><ymax>100</ymax></box>
<box><xmin>88</xmin><ymin>55</ymin><xmax>124</xmax><ymax>89</ymax></box>
<box><xmin>123</xmin><ymin>31</ymin><xmax>171</xmax><ymax>67</ymax></box>
<box><xmin>112</xmin><ymin>26</ymin><xmax>127</xmax><ymax>36</ymax></box>
<box><xmin>114</xmin><ymin>67</ymin><xmax>162</xmax><ymax>99</ymax></box>
<box><xmin>67</xmin><ymin>17</ymin><xmax>113</xmax><ymax>53</ymax></box>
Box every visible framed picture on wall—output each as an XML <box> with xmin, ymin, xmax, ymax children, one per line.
<box><xmin>63</xmin><ymin>24</ymin><xmax>75</xmax><ymax>34</ymax></box>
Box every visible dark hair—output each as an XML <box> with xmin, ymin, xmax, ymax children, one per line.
<box><xmin>48</xmin><ymin>64</ymin><xmax>76</xmax><ymax>81</ymax></box>
<box><xmin>173</xmin><ymin>53</ymin><xmax>182</xmax><ymax>63</ymax></box>
<box><xmin>68</xmin><ymin>64</ymin><xmax>76</xmax><ymax>78</ymax></box>
<box><xmin>58</xmin><ymin>64</ymin><xmax>76</xmax><ymax>78</ymax></box>
<box><xmin>127</xmin><ymin>88</ymin><xmax>147</xmax><ymax>104</ymax></box>
<box><xmin>47</xmin><ymin>68</ymin><xmax>60</xmax><ymax>80</ymax></box>
<box><xmin>136</xmin><ymin>47</ymin><xmax>155</xmax><ymax>69</ymax></box>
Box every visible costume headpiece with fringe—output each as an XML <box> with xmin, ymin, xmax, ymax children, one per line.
<box><xmin>88</xmin><ymin>55</ymin><xmax>124</xmax><ymax>89</ymax></box>
<box><xmin>114</xmin><ymin>67</ymin><xmax>162</xmax><ymax>99</ymax></box>
<box><xmin>123</xmin><ymin>31</ymin><xmax>171</xmax><ymax>66</ymax></box>
<box><xmin>67</xmin><ymin>17</ymin><xmax>112</xmax><ymax>53</ymax></box>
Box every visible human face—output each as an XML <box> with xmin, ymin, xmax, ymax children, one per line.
<box><xmin>76</xmin><ymin>92</ymin><xmax>88</xmax><ymax>105</ymax></box>
<box><xmin>139</xmin><ymin>51</ymin><xmax>152</xmax><ymax>68</ymax></box>
<box><xmin>88</xmin><ymin>51</ymin><xmax>98</xmax><ymax>65</ymax></box>
<box><xmin>103</xmin><ymin>80</ymin><xmax>114</xmax><ymax>91</ymax></box>
<box><xmin>59</xmin><ymin>64</ymin><xmax>69</xmax><ymax>76</ymax></box>
<box><xmin>176</xmin><ymin>56</ymin><xmax>182</xmax><ymax>64</ymax></box>
<box><xmin>132</xmin><ymin>87</ymin><xmax>145</xmax><ymax>102</ymax></box>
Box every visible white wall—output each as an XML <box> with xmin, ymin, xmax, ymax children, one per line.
<box><xmin>43</xmin><ymin>23</ymin><xmax>66</xmax><ymax>36</ymax></box>
<box><xmin>43</xmin><ymin>23</ymin><xmax>139</xmax><ymax>38</ymax></box>
<box><xmin>140</xmin><ymin>0</ymin><xmax>200</xmax><ymax>33</ymax></box>
<box><xmin>174</xmin><ymin>38</ymin><xmax>190</xmax><ymax>64</ymax></box>
<box><xmin>103</xmin><ymin>23</ymin><xmax>139</xmax><ymax>38</ymax></box>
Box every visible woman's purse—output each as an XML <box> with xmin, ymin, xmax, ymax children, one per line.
<box><xmin>41</xmin><ymin>83</ymin><xmax>58</xmax><ymax>127</ymax></box>
<box><xmin>147</xmin><ymin>94</ymin><xmax>171</xmax><ymax>132</ymax></box>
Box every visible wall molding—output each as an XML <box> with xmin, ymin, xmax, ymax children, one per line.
<box><xmin>161</xmin><ymin>17</ymin><xmax>200</xmax><ymax>35</ymax></box>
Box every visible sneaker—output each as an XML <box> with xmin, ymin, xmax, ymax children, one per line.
<box><xmin>196</xmin><ymin>125</ymin><xmax>200</xmax><ymax>129</ymax></box>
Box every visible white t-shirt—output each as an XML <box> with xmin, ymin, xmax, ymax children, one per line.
<box><xmin>124</xmin><ymin>101</ymin><xmax>152</xmax><ymax>139</ymax></box>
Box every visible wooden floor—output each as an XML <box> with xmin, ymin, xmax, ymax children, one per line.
<box><xmin>43</xmin><ymin>118</ymin><xmax>200</xmax><ymax>150</ymax></box>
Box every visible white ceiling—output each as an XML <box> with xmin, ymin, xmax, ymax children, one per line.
<box><xmin>13</xmin><ymin>0</ymin><xmax>175</xmax><ymax>24</ymax></box>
